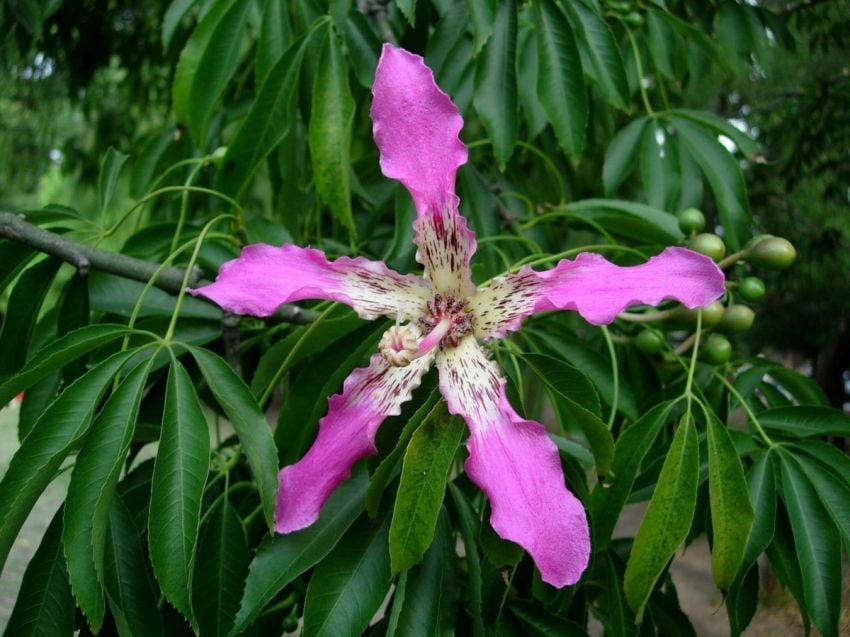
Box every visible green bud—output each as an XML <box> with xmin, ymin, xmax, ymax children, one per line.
<box><xmin>738</xmin><ymin>276</ymin><xmax>766</xmax><ymax>301</ymax></box>
<box><xmin>210</xmin><ymin>146</ymin><xmax>228</xmax><ymax>166</ymax></box>
<box><xmin>635</xmin><ymin>329</ymin><xmax>666</xmax><ymax>355</ymax></box>
<box><xmin>623</xmin><ymin>11</ymin><xmax>644</xmax><ymax>26</ymax></box>
<box><xmin>747</xmin><ymin>237</ymin><xmax>796</xmax><ymax>270</ymax></box>
<box><xmin>675</xmin><ymin>300</ymin><xmax>725</xmax><ymax>328</ymax></box>
<box><xmin>702</xmin><ymin>334</ymin><xmax>732</xmax><ymax>365</ymax></box>
<box><xmin>688</xmin><ymin>233</ymin><xmax>726</xmax><ymax>262</ymax></box>
<box><xmin>677</xmin><ymin>208</ymin><xmax>706</xmax><ymax>234</ymax></box>
<box><xmin>717</xmin><ymin>304</ymin><xmax>755</xmax><ymax>334</ymax></box>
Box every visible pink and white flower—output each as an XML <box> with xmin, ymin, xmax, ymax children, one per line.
<box><xmin>191</xmin><ymin>45</ymin><xmax>724</xmax><ymax>587</ymax></box>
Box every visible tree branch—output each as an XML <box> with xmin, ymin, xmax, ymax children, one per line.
<box><xmin>0</xmin><ymin>211</ymin><xmax>316</xmax><ymax>325</ymax></box>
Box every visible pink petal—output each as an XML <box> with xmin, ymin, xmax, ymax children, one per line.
<box><xmin>276</xmin><ymin>352</ymin><xmax>433</xmax><ymax>533</ymax></box>
<box><xmin>371</xmin><ymin>44</ymin><xmax>468</xmax><ymax>217</ymax></box>
<box><xmin>437</xmin><ymin>337</ymin><xmax>590</xmax><ymax>587</ymax></box>
<box><xmin>469</xmin><ymin>247</ymin><xmax>725</xmax><ymax>339</ymax></box>
<box><xmin>189</xmin><ymin>243</ymin><xmax>431</xmax><ymax>320</ymax></box>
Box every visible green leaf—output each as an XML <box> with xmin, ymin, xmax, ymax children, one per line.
<box><xmin>193</xmin><ymin>497</ymin><xmax>250</xmax><ymax>637</ymax></box>
<box><xmin>529</xmin><ymin>330</ymin><xmax>638</xmax><ymax>420</ymax></box>
<box><xmin>468</xmin><ymin>0</ymin><xmax>496</xmax><ymax>55</ymax></box>
<box><xmin>310</xmin><ymin>27</ymin><xmax>357</xmax><ymax>241</ymax></box>
<box><xmin>676</xmin><ymin>130</ymin><xmax>703</xmax><ymax>212</ymax></box>
<box><xmin>640</xmin><ymin>124</ymin><xmax>680</xmax><ymax>212</ymax></box>
<box><xmin>759</xmin><ymin>405</ymin><xmax>850</xmax><ymax>438</ymax></box>
<box><xmin>229</xmin><ymin>466</ymin><xmax>367</xmax><ymax>635</ymax></box>
<box><xmin>256</xmin><ymin>0</ymin><xmax>293</xmax><ymax>86</ymax></box>
<box><xmin>162</xmin><ymin>0</ymin><xmax>199</xmax><ymax>50</ymax></box>
<box><xmin>88</xmin><ymin>271</ymin><xmax>220</xmax><ymax>320</ymax></box>
<box><xmin>396</xmin><ymin>0</ymin><xmax>416</xmax><ymax>26</ymax></box>
<box><xmin>791</xmin><ymin>454</ymin><xmax>850</xmax><ymax>551</ymax></box>
<box><xmin>740</xmin><ymin>451</ymin><xmax>776</xmax><ymax>570</ymax></box>
<box><xmin>473</xmin><ymin>0</ymin><xmax>517</xmax><ymax>169</ymax></box>
<box><xmin>764</xmin><ymin>513</ymin><xmax>809</xmax><ymax>633</ymax></box>
<box><xmin>426</xmin><ymin>1</ymin><xmax>468</xmax><ymax>79</ymax></box>
<box><xmin>767</xmin><ymin>368</ymin><xmax>828</xmax><ymax>407</ymax></box>
<box><xmin>0</xmin><ymin>257</ymin><xmax>61</xmax><ymax>378</ymax></box>
<box><xmin>0</xmin><ymin>349</ymin><xmax>138</xmax><ymax>575</ymax></box>
<box><xmin>5</xmin><ymin>507</ymin><xmax>74</xmax><ymax>637</ymax></box>
<box><xmin>387</xmin><ymin>508</ymin><xmax>456</xmax><ymax>637</ymax></box>
<box><xmin>603</xmin><ymin>118</ymin><xmax>648</xmax><ymax>196</ymax></box>
<box><xmin>777</xmin><ymin>450</ymin><xmax>841</xmax><ymax>637</ymax></box>
<box><xmin>7</xmin><ymin>0</ymin><xmax>44</xmax><ymax>38</ymax></box>
<box><xmin>597</xmin><ymin>551</ymin><xmax>635</xmax><ymax>637</ymax></box>
<box><xmin>173</xmin><ymin>0</ymin><xmax>250</xmax><ymax>145</ymax></box>
<box><xmin>104</xmin><ymin>496</ymin><xmax>164</xmax><ymax>637</ymax></box>
<box><xmin>390</xmin><ymin>402</ymin><xmax>465</xmax><ymax>574</ymax></box>
<box><xmin>563</xmin><ymin>0</ymin><xmax>629</xmax><ymax>110</ymax></box>
<box><xmin>510</xmin><ymin>599</ymin><xmax>588</xmax><ymax>636</ymax></box>
<box><xmin>517</xmin><ymin>25</ymin><xmax>548</xmax><ymax>139</ymax></box>
<box><xmin>343</xmin><ymin>11</ymin><xmax>381</xmax><ymax>88</ymax></box>
<box><xmin>0</xmin><ymin>324</ymin><xmax>130</xmax><ymax>406</ymax></box>
<box><xmin>645</xmin><ymin>8</ymin><xmax>677</xmax><ymax>79</ymax></box>
<box><xmin>190</xmin><ymin>347</ymin><xmax>278</xmax><ymax>529</ymax></box>
<box><xmin>0</xmin><ymin>239</ymin><xmax>34</xmax><ymax>296</ymax></box>
<box><xmin>624</xmin><ymin>415</ymin><xmax>699</xmax><ymax>617</ymax></box>
<box><xmin>522</xmin><ymin>353</ymin><xmax>613</xmax><ymax>475</ymax></box>
<box><xmin>63</xmin><ymin>357</ymin><xmax>153</xmax><ymax>631</ymax></box>
<box><xmin>149</xmin><ymin>361</ymin><xmax>211</xmax><ymax>631</ymax></box>
<box><xmin>661</xmin><ymin>10</ymin><xmax>731</xmax><ymax>76</ymax></box>
<box><xmin>448</xmin><ymin>484</ymin><xmax>484</xmax><ymax>637</ymax></box>
<box><xmin>793</xmin><ymin>440</ymin><xmax>850</xmax><ymax>490</ymax></box>
<box><xmin>591</xmin><ymin>401</ymin><xmax>673</xmax><ymax>548</ymax></box>
<box><xmin>302</xmin><ymin>515</ymin><xmax>392</xmax><ymax>637</ymax></box>
<box><xmin>706</xmin><ymin>415</ymin><xmax>754</xmax><ymax>589</ymax></box>
<box><xmin>98</xmin><ymin>147</ymin><xmax>129</xmax><ymax>215</ymax></box>
<box><xmin>568</xmin><ymin>198</ymin><xmax>683</xmax><ymax>243</ymax></box>
<box><xmin>366</xmin><ymin>389</ymin><xmax>441</xmax><ymax>518</ymax></box>
<box><xmin>215</xmin><ymin>37</ymin><xmax>307</xmax><ymax>197</ymax></box>
<box><xmin>534</xmin><ymin>0</ymin><xmax>587</xmax><ymax>157</ymax></box>
<box><xmin>673</xmin><ymin>117</ymin><xmax>750</xmax><ymax>251</ymax></box>
<box><xmin>670</xmin><ymin>109</ymin><xmax>758</xmax><ymax>157</ymax></box>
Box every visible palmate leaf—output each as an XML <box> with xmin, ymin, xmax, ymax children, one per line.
<box><xmin>149</xmin><ymin>361</ymin><xmax>211</xmax><ymax>631</ymax></box>
<box><xmin>309</xmin><ymin>25</ymin><xmax>357</xmax><ymax>241</ymax></box>
<box><xmin>759</xmin><ymin>405</ymin><xmax>850</xmax><ymax>438</ymax></box>
<box><xmin>172</xmin><ymin>0</ymin><xmax>250</xmax><ymax>146</ymax></box>
<box><xmin>591</xmin><ymin>402</ymin><xmax>674</xmax><ymax>548</ymax></box>
<box><xmin>0</xmin><ymin>323</ymin><xmax>132</xmax><ymax>406</ymax></box>
<box><xmin>215</xmin><ymin>35</ymin><xmax>307</xmax><ymax>198</ymax></box>
<box><xmin>624</xmin><ymin>415</ymin><xmax>699</xmax><ymax>617</ymax></box>
<box><xmin>63</xmin><ymin>357</ymin><xmax>154</xmax><ymax>631</ymax></box>
<box><xmin>193</xmin><ymin>497</ymin><xmax>250</xmax><ymax>637</ymax></box>
<box><xmin>386</xmin><ymin>508</ymin><xmax>456</xmax><ymax>637</ymax></box>
<box><xmin>534</xmin><ymin>0</ymin><xmax>587</xmax><ymax>158</ymax></box>
<box><xmin>104</xmin><ymin>495</ymin><xmax>164</xmax><ymax>637</ymax></box>
<box><xmin>705</xmin><ymin>414</ymin><xmax>754</xmax><ymax>590</ymax></box>
<box><xmin>473</xmin><ymin>0</ymin><xmax>517</xmax><ymax>169</ymax></box>
<box><xmin>521</xmin><ymin>353</ymin><xmax>613</xmax><ymax>476</ymax></box>
<box><xmin>0</xmin><ymin>348</ymin><xmax>140</xmax><ymax>575</ymax></box>
<box><xmin>4</xmin><ymin>507</ymin><xmax>74</xmax><ymax>637</ymax></box>
<box><xmin>229</xmin><ymin>467</ymin><xmax>368</xmax><ymax>635</ymax></box>
<box><xmin>776</xmin><ymin>449</ymin><xmax>841</xmax><ymax>637</ymax></box>
<box><xmin>389</xmin><ymin>401</ymin><xmax>465</xmax><ymax>574</ymax></box>
<box><xmin>302</xmin><ymin>515</ymin><xmax>392</xmax><ymax>637</ymax></box>
<box><xmin>0</xmin><ymin>257</ymin><xmax>61</xmax><ymax>379</ymax></box>
<box><xmin>448</xmin><ymin>483</ymin><xmax>485</xmax><ymax>637</ymax></box>
<box><xmin>673</xmin><ymin>117</ymin><xmax>750</xmax><ymax>251</ymax></box>
<box><xmin>190</xmin><ymin>346</ymin><xmax>278</xmax><ymax>529</ymax></box>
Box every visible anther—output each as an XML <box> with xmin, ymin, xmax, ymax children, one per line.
<box><xmin>379</xmin><ymin>325</ymin><xmax>420</xmax><ymax>367</ymax></box>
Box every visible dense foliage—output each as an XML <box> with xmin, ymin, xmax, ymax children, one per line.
<box><xmin>1</xmin><ymin>1</ymin><xmax>848</xmax><ymax>636</ymax></box>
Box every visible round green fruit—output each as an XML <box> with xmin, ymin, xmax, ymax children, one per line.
<box><xmin>738</xmin><ymin>276</ymin><xmax>766</xmax><ymax>301</ymax></box>
<box><xmin>635</xmin><ymin>329</ymin><xmax>665</xmax><ymax>355</ymax></box>
<box><xmin>747</xmin><ymin>237</ymin><xmax>796</xmax><ymax>270</ymax></box>
<box><xmin>717</xmin><ymin>304</ymin><xmax>755</xmax><ymax>334</ymax></box>
<box><xmin>702</xmin><ymin>334</ymin><xmax>732</xmax><ymax>365</ymax></box>
<box><xmin>677</xmin><ymin>208</ymin><xmax>706</xmax><ymax>234</ymax></box>
<box><xmin>688</xmin><ymin>233</ymin><xmax>726</xmax><ymax>262</ymax></box>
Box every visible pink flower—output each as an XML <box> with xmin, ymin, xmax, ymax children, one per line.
<box><xmin>191</xmin><ymin>45</ymin><xmax>724</xmax><ymax>587</ymax></box>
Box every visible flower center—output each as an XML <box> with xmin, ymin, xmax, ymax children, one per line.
<box><xmin>418</xmin><ymin>294</ymin><xmax>474</xmax><ymax>351</ymax></box>
<box><xmin>379</xmin><ymin>325</ymin><xmax>420</xmax><ymax>367</ymax></box>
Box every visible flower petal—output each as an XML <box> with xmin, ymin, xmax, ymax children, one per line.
<box><xmin>469</xmin><ymin>247</ymin><xmax>725</xmax><ymax>339</ymax></box>
<box><xmin>437</xmin><ymin>337</ymin><xmax>590</xmax><ymax>587</ymax></box>
<box><xmin>414</xmin><ymin>211</ymin><xmax>478</xmax><ymax>298</ymax></box>
<box><xmin>189</xmin><ymin>243</ymin><xmax>431</xmax><ymax>320</ymax></box>
<box><xmin>276</xmin><ymin>351</ymin><xmax>433</xmax><ymax>533</ymax></box>
<box><xmin>371</xmin><ymin>44</ymin><xmax>467</xmax><ymax>217</ymax></box>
